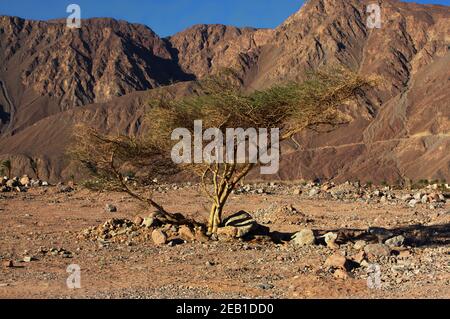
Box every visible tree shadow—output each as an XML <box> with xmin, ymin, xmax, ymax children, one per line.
<box><xmin>315</xmin><ymin>223</ymin><xmax>450</xmax><ymax>248</ymax></box>
<box><xmin>248</xmin><ymin>223</ymin><xmax>450</xmax><ymax>248</ymax></box>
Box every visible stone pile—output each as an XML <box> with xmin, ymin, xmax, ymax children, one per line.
<box><xmin>290</xmin><ymin>181</ymin><xmax>448</xmax><ymax>208</ymax></box>
<box><xmin>0</xmin><ymin>175</ymin><xmax>49</xmax><ymax>192</ymax></box>
<box><xmin>80</xmin><ymin>212</ymin><xmax>208</xmax><ymax>246</ymax></box>
<box><xmin>289</xmin><ymin>225</ymin><xmax>422</xmax><ymax>280</ymax></box>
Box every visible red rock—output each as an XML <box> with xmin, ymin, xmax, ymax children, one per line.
<box><xmin>334</xmin><ymin>269</ymin><xmax>350</xmax><ymax>280</ymax></box>
<box><xmin>151</xmin><ymin>230</ymin><xmax>167</xmax><ymax>246</ymax></box>
<box><xmin>178</xmin><ymin>225</ymin><xmax>195</xmax><ymax>241</ymax></box>
<box><xmin>325</xmin><ymin>253</ymin><xmax>352</xmax><ymax>271</ymax></box>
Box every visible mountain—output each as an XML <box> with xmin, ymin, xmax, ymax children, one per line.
<box><xmin>0</xmin><ymin>0</ymin><xmax>449</xmax><ymax>183</ymax></box>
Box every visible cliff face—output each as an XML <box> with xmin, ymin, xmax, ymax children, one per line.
<box><xmin>0</xmin><ymin>0</ymin><xmax>449</xmax><ymax>183</ymax></box>
<box><xmin>0</xmin><ymin>16</ymin><xmax>193</xmax><ymax>134</ymax></box>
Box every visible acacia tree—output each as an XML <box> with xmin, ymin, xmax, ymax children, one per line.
<box><xmin>146</xmin><ymin>67</ymin><xmax>377</xmax><ymax>234</ymax></box>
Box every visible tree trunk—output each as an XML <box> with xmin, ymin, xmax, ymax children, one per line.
<box><xmin>207</xmin><ymin>184</ymin><xmax>233</xmax><ymax>235</ymax></box>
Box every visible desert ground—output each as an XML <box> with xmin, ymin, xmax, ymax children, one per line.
<box><xmin>0</xmin><ymin>181</ymin><xmax>449</xmax><ymax>299</ymax></box>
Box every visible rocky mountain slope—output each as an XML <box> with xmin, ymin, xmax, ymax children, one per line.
<box><xmin>0</xmin><ymin>0</ymin><xmax>449</xmax><ymax>183</ymax></box>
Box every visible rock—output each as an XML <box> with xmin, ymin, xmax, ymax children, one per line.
<box><xmin>429</xmin><ymin>193</ymin><xmax>440</xmax><ymax>202</ymax></box>
<box><xmin>148</xmin><ymin>211</ymin><xmax>163</xmax><ymax>219</ymax></box>
<box><xmin>360</xmin><ymin>260</ymin><xmax>370</xmax><ymax>268</ymax></box>
<box><xmin>324</xmin><ymin>232</ymin><xmax>339</xmax><ymax>249</ymax></box>
<box><xmin>222</xmin><ymin>211</ymin><xmax>259</xmax><ymax>238</ymax></box>
<box><xmin>408</xmin><ymin>199</ymin><xmax>418</xmax><ymax>208</ymax></box>
<box><xmin>414</xmin><ymin>192</ymin><xmax>423</xmax><ymax>200</ymax></box>
<box><xmin>133</xmin><ymin>216</ymin><xmax>144</xmax><ymax>226</ymax></box>
<box><xmin>292</xmin><ymin>229</ymin><xmax>315</xmax><ymax>246</ymax></box>
<box><xmin>178</xmin><ymin>225</ymin><xmax>195</xmax><ymax>241</ymax></box>
<box><xmin>351</xmin><ymin>251</ymin><xmax>366</xmax><ymax>264</ymax></box>
<box><xmin>3</xmin><ymin>260</ymin><xmax>13</xmax><ymax>268</ymax></box>
<box><xmin>217</xmin><ymin>226</ymin><xmax>238</xmax><ymax>240</ymax></box>
<box><xmin>30</xmin><ymin>179</ymin><xmax>41</xmax><ymax>187</ymax></box>
<box><xmin>293</xmin><ymin>189</ymin><xmax>302</xmax><ymax>195</ymax></box>
<box><xmin>325</xmin><ymin>253</ymin><xmax>352</xmax><ymax>271</ymax></box>
<box><xmin>105</xmin><ymin>204</ymin><xmax>117</xmax><ymax>213</ymax></box>
<box><xmin>364</xmin><ymin>243</ymin><xmax>391</xmax><ymax>257</ymax></box>
<box><xmin>194</xmin><ymin>228</ymin><xmax>209</xmax><ymax>242</ymax></box>
<box><xmin>333</xmin><ymin>269</ymin><xmax>350</xmax><ymax>280</ymax></box>
<box><xmin>57</xmin><ymin>184</ymin><xmax>73</xmax><ymax>193</ymax></box>
<box><xmin>19</xmin><ymin>175</ymin><xmax>30</xmax><ymax>186</ymax></box>
<box><xmin>354</xmin><ymin>240</ymin><xmax>367</xmax><ymax>250</ymax></box>
<box><xmin>142</xmin><ymin>217</ymin><xmax>156</xmax><ymax>228</ymax></box>
<box><xmin>421</xmin><ymin>195</ymin><xmax>429</xmax><ymax>204</ymax></box>
<box><xmin>401</xmin><ymin>194</ymin><xmax>412</xmax><ymax>201</ymax></box>
<box><xmin>309</xmin><ymin>188</ymin><xmax>320</xmax><ymax>197</ymax></box>
<box><xmin>256</xmin><ymin>283</ymin><xmax>274</xmax><ymax>290</ymax></box>
<box><xmin>151</xmin><ymin>229</ymin><xmax>167</xmax><ymax>246</ymax></box>
<box><xmin>23</xmin><ymin>256</ymin><xmax>33</xmax><ymax>262</ymax></box>
<box><xmin>41</xmin><ymin>181</ymin><xmax>49</xmax><ymax>186</ymax></box>
<box><xmin>384</xmin><ymin>235</ymin><xmax>405</xmax><ymax>247</ymax></box>
<box><xmin>6</xmin><ymin>179</ymin><xmax>18</xmax><ymax>188</ymax></box>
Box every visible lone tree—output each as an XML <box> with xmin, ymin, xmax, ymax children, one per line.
<box><xmin>146</xmin><ymin>67</ymin><xmax>377</xmax><ymax>234</ymax></box>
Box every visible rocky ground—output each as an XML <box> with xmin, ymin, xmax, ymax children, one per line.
<box><xmin>0</xmin><ymin>177</ymin><xmax>449</xmax><ymax>299</ymax></box>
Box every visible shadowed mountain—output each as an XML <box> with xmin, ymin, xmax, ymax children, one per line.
<box><xmin>0</xmin><ymin>0</ymin><xmax>449</xmax><ymax>183</ymax></box>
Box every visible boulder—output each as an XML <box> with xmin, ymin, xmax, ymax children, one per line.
<box><xmin>6</xmin><ymin>179</ymin><xmax>18</xmax><ymax>188</ymax></box>
<box><xmin>151</xmin><ymin>229</ymin><xmax>167</xmax><ymax>246</ymax></box>
<box><xmin>384</xmin><ymin>235</ymin><xmax>405</xmax><ymax>247</ymax></box>
<box><xmin>333</xmin><ymin>269</ymin><xmax>350</xmax><ymax>280</ymax></box>
<box><xmin>178</xmin><ymin>225</ymin><xmax>195</xmax><ymax>241</ymax></box>
<box><xmin>351</xmin><ymin>251</ymin><xmax>366</xmax><ymax>264</ymax></box>
<box><xmin>105</xmin><ymin>204</ymin><xmax>117</xmax><ymax>213</ymax></box>
<box><xmin>222</xmin><ymin>211</ymin><xmax>259</xmax><ymax>238</ymax></box>
<box><xmin>142</xmin><ymin>217</ymin><xmax>155</xmax><ymax>228</ymax></box>
<box><xmin>309</xmin><ymin>188</ymin><xmax>320</xmax><ymax>197</ymax></box>
<box><xmin>324</xmin><ymin>232</ymin><xmax>339</xmax><ymax>249</ymax></box>
<box><xmin>19</xmin><ymin>175</ymin><xmax>30</xmax><ymax>186</ymax></box>
<box><xmin>353</xmin><ymin>240</ymin><xmax>367</xmax><ymax>250</ymax></box>
<box><xmin>133</xmin><ymin>216</ymin><xmax>144</xmax><ymax>226</ymax></box>
<box><xmin>325</xmin><ymin>253</ymin><xmax>352</xmax><ymax>271</ymax></box>
<box><xmin>292</xmin><ymin>229</ymin><xmax>315</xmax><ymax>246</ymax></box>
<box><xmin>364</xmin><ymin>243</ymin><xmax>391</xmax><ymax>257</ymax></box>
<box><xmin>408</xmin><ymin>199</ymin><xmax>418</xmax><ymax>208</ymax></box>
<box><xmin>217</xmin><ymin>226</ymin><xmax>238</xmax><ymax>240</ymax></box>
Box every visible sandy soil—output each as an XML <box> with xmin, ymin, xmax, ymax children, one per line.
<box><xmin>0</xmin><ymin>184</ymin><xmax>449</xmax><ymax>299</ymax></box>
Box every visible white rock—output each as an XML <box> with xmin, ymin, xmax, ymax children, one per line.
<box><xmin>292</xmin><ymin>229</ymin><xmax>315</xmax><ymax>246</ymax></box>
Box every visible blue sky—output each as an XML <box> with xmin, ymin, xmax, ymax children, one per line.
<box><xmin>0</xmin><ymin>0</ymin><xmax>448</xmax><ymax>37</ymax></box>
